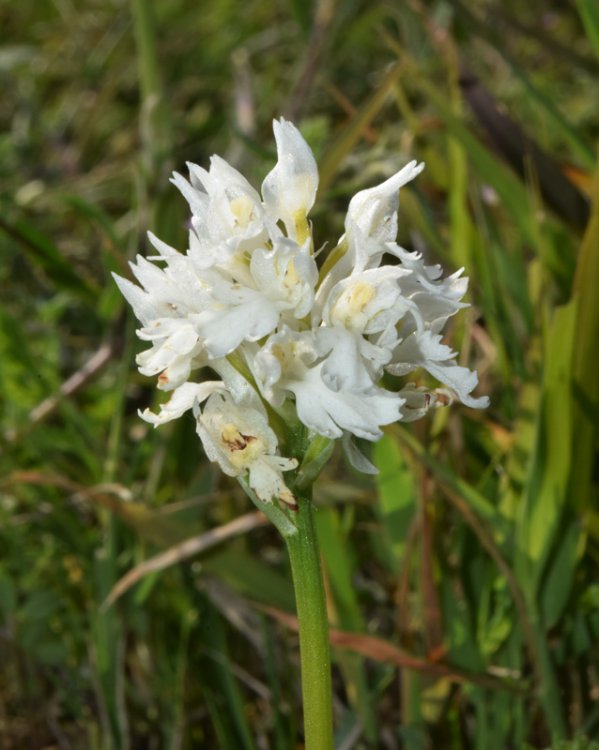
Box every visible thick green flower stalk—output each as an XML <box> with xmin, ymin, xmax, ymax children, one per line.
<box><xmin>115</xmin><ymin>119</ymin><xmax>488</xmax><ymax>748</ymax></box>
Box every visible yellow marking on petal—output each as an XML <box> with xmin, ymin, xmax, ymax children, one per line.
<box><xmin>271</xmin><ymin>341</ymin><xmax>297</xmax><ymax>370</ymax></box>
<box><xmin>332</xmin><ymin>280</ymin><xmax>376</xmax><ymax>327</ymax></box>
<box><xmin>220</xmin><ymin>423</ymin><xmax>264</xmax><ymax>468</ymax></box>
<box><xmin>221</xmin><ymin>423</ymin><xmax>245</xmax><ymax>449</ymax></box>
<box><xmin>348</xmin><ymin>281</ymin><xmax>375</xmax><ymax>312</ymax></box>
<box><xmin>284</xmin><ymin>260</ymin><xmax>300</xmax><ymax>289</ymax></box>
<box><xmin>230</xmin><ymin>196</ymin><xmax>254</xmax><ymax>227</ymax></box>
<box><xmin>293</xmin><ymin>210</ymin><xmax>311</xmax><ymax>246</ymax></box>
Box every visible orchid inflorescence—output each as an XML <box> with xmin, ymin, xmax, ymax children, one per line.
<box><xmin>115</xmin><ymin>119</ymin><xmax>488</xmax><ymax>507</ymax></box>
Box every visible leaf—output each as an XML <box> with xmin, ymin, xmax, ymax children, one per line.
<box><xmin>373</xmin><ymin>433</ymin><xmax>416</xmax><ymax>566</ymax></box>
<box><xmin>393</xmin><ymin>426</ymin><xmax>505</xmax><ymax>530</ymax></box>
<box><xmin>387</xmin><ymin>42</ymin><xmax>539</xmax><ymax>246</ymax></box>
<box><xmin>515</xmin><ymin>301</ymin><xmax>577</xmax><ymax>595</ymax></box>
<box><xmin>202</xmin><ymin>549</ymin><xmax>295</xmax><ymax>612</ymax></box>
<box><xmin>196</xmin><ymin>593</ymin><xmax>257</xmax><ymax>750</ymax></box>
<box><xmin>316</xmin><ymin>507</ymin><xmax>376</xmax><ymax>739</ymax></box>
<box><xmin>449</xmin><ymin>0</ymin><xmax>596</xmax><ymax>168</ymax></box>
<box><xmin>570</xmin><ymin>164</ymin><xmax>599</xmax><ymax>514</ymax></box>
<box><xmin>577</xmin><ymin>0</ymin><xmax>599</xmax><ymax>61</ymax></box>
<box><xmin>540</xmin><ymin>520</ymin><xmax>583</xmax><ymax>629</ymax></box>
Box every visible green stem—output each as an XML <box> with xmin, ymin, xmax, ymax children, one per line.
<box><xmin>284</xmin><ymin>493</ymin><xmax>333</xmax><ymax>750</ymax></box>
<box><xmin>239</xmin><ymin>480</ymin><xmax>333</xmax><ymax>747</ymax></box>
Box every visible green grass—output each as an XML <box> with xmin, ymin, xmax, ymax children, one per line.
<box><xmin>1</xmin><ymin>0</ymin><xmax>598</xmax><ymax>747</ymax></box>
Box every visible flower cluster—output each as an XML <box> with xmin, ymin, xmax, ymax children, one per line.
<box><xmin>115</xmin><ymin>119</ymin><xmax>488</xmax><ymax>505</ymax></box>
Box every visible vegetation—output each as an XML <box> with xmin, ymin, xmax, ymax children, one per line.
<box><xmin>1</xmin><ymin>0</ymin><xmax>598</xmax><ymax>747</ymax></box>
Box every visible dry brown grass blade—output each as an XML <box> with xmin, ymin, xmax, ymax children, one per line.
<box><xmin>259</xmin><ymin>604</ymin><xmax>525</xmax><ymax>693</ymax></box>
<box><xmin>102</xmin><ymin>511</ymin><xmax>268</xmax><ymax>610</ymax></box>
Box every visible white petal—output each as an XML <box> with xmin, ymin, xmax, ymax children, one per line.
<box><xmin>196</xmin><ymin>294</ymin><xmax>281</xmax><ymax>358</ymax></box>
<box><xmin>207</xmin><ymin>155</ymin><xmax>262</xmax><ymax>203</ymax></box>
<box><xmin>389</xmin><ymin>331</ymin><xmax>489</xmax><ymax>409</ymax></box>
<box><xmin>421</xmin><ymin>360</ymin><xmax>489</xmax><ymax>409</ymax></box>
<box><xmin>342</xmin><ymin>433</ymin><xmax>378</xmax><ymax>474</ymax></box>
<box><xmin>185</xmin><ymin>160</ymin><xmax>210</xmax><ymax>191</ymax></box>
<box><xmin>345</xmin><ymin>161</ymin><xmax>424</xmax><ymax>243</ymax></box>
<box><xmin>156</xmin><ymin>356</ymin><xmax>192</xmax><ymax>391</ymax></box>
<box><xmin>141</xmin><ymin>321</ymin><xmax>199</xmax><ymax>353</ymax></box>
<box><xmin>135</xmin><ymin>324</ymin><xmax>199</xmax><ymax>378</ymax></box>
<box><xmin>140</xmin><ymin>381</ymin><xmax>222</xmax><ymax>426</ymax></box>
<box><xmin>261</xmin><ymin>118</ymin><xmax>318</xmax><ymax>237</ymax></box>
<box><xmin>170</xmin><ymin>171</ymin><xmax>208</xmax><ymax>216</ymax></box>
<box><xmin>317</xmin><ymin>327</ymin><xmax>383</xmax><ymax>393</ymax></box>
<box><xmin>249</xmin><ymin>237</ymin><xmax>318</xmax><ymax>318</ymax></box>
<box><xmin>146</xmin><ymin>231</ymin><xmax>179</xmax><ymax>259</ymax></box>
<box><xmin>290</xmin><ymin>365</ymin><xmax>404</xmax><ymax>440</ymax></box>
<box><xmin>252</xmin><ymin>328</ymin><xmax>319</xmax><ymax>407</ymax></box>
<box><xmin>248</xmin><ymin>456</ymin><xmax>298</xmax><ymax>505</ymax></box>
<box><xmin>112</xmin><ymin>273</ymin><xmax>156</xmax><ymax>325</ymax></box>
<box><xmin>128</xmin><ymin>255</ymin><xmax>169</xmax><ymax>294</ymax></box>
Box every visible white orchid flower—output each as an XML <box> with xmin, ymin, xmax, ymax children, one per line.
<box><xmin>345</xmin><ymin>160</ymin><xmax>424</xmax><ymax>244</ymax></box>
<box><xmin>387</xmin><ymin>244</ymin><xmax>470</xmax><ymax>328</ymax></box>
<box><xmin>140</xmin><ymin>380</ymin><xmax>224</xmax><ymax>426</ymax></box>
<box><xmin>172</xmin><ymin>155</ymin><xmax>268</xmax><ymax>263</ymax></box>
<box><xmin>322</xmin><ymin>267</ymin><xmax>408</xmax><ymax>334</ymax></box>
<box><xmin>316</xmin><ymin>161</ymin><xmax>425</xmax><ymax>293</ymax></box>
<box><xmin>315</xmin><ymin>267</ymin><xmax>399</xmax><ymax>391</ymax></box>
<box><xmin>139</xmin><ymin>354</ymin><xmax>261</xmax><ymax>427</ymax></box>
<box><xmin>253</xmin><ymin>328</ymin><xmax>404</xmax><ymax>441</ymax></box>
<box><xmin>113</xmin><ymin>246</ymin><xmax>210</xmax><ymax>391</ymax></box>
<box><xmin>116</xmin><ymin>117</ymin><xmax>488</xmax><ymax>487</ymax></box>
<box><xmin>190</xmin><ymin>236</ymin><xmax>318</xmax><ymax>358</ymax></box>
<box><xmin>195</xmin><ymin>391</ymin><xmax>298</xmax><ymax>507</ymax></box>
<box><xmin>250</xmin><ymin>236</ymin><xmax>318</xmax><ymax>319</ymax></box>
<box><xmin>388</xmin><ymin>330</ymin><xmax>489</xmax><ymax>409</ymax></box>
<box><xmin>396</xmin><ymin>383</ymin><xmax>455</xmax><ymax>422</ymax></box>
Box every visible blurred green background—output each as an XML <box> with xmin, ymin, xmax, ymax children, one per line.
<box><xmin>1</xmin><ymin>0</ymin><xmax>598</xmax><ymax>747</ymax></box>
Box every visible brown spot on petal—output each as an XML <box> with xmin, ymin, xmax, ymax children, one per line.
<box><xmin>221</xmin><ymin>425</ymin><xmax>257</xmax><ymax>452</ymax></box>
<box><xmin>279</xmin><ymin>488</ymin><xmax>298</xmax><ymax>512</ymax></box>
<box><xmin>158</xmin><ymin>372</ymin><xmax>169</xmax><ymax>386</ymax></box>
<box><xmin>435</xmin><ymin>391</ymin><xmax>451</xmax><ymax>406</ymax></box>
